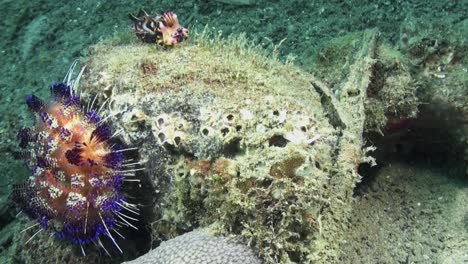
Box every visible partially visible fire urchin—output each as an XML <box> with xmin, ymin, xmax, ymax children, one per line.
<box><xmin>13</xmin><ymin>61</ymin><xmax>142</xmax><ymax>256</ymax></box>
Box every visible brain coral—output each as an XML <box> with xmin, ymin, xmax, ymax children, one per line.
<box><xmin>124</xmin><ymin>229</ymin><xmax>262</xmax><ymax>264</ymax></box>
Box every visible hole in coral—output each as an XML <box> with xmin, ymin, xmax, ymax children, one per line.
<box><xmin>273</xmin><ymin>110</ymin><xmax>280</xmax><ymax>116</ymax></box>
<box><xmin>269</xmin><ymin>135</ymin><xmax>288</xmax><ymax>147</ymax></box>
<box><xmin>226</xmin><ymin>114</ymin><xmax>235</xmax><ymax>122</ymax></box>
<box><xmin>157</xmin><ymin>117</ymin><xmax>165</xmax><ymax>127</ymax></box>
<box><xmin>223</xmin><ymin>137</ymin><xmax>242</xmax><ymax>158</ymax></box>
<box><xmin>158</xmin><ymin>132</ymin><xmax>166</xmax><ymax>143</ymax></box>
<box><xmin>174</xmin><ymin>136</ymin><xmax>181</xmax><ymax>146</ymax></box>
<box><xmin>201</xmin><ymin>127</ymin><xmax>210</xmax><ymax>137</ymax></box>
<box><xmin>220</xmin><ymin>127</ymin><xmax>230</xmax><ymax>137</ymax></box>
<box><xmin>315</xmin><ymin>161</ymin><xmax>321</xmax><ymax>170</ymax></box>
<box><xmin>260</xmin><ymin>178</ymin><xmax>273</xmax><ymax>188</ymax></box>
<box><xmin>235</xmin><ymin>125</ymin><xmax>242</xmax><ymax>132</ymax></box>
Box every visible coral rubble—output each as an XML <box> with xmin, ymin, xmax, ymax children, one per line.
<box><xmin>78</xmin><ymin>30</ymin><xmax>382</xmax><ymax>263</ymax></box>
<box><xmin>13</xmin><ymin>27</ymin><xmax>451</xmax><ymax>263</ymax></box>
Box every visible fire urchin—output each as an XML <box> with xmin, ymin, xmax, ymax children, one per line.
<box><xmin>14</xmin><ymin>61</ymin><xmax>142</xmax><ymax>256</ymax></box>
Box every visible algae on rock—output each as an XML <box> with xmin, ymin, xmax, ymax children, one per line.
<box><xmin>311</xmin><ymin>31</ymin><xmax>419</xmax><ymax>134</ymax></box>
<box><xmin>80</xmin><ymin>31</ymin><xmax>391</xmax><ymax>263</ymax></box>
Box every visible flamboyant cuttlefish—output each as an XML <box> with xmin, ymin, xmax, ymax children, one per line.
<box><xmin>128</xmin><ymin>9</ymin><xmax>189</xmax><ymax>46</ymax></box>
